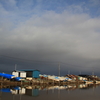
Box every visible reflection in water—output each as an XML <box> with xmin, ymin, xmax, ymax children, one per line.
<box><xmin>0</xmin><ymin>83</ymin><xmax>100</xmax><ymax>100</ymax></box>
<box><xmin>25</xmin><ymin>88</ymin><xmax>39</xmax><ymax>97</ymax></box>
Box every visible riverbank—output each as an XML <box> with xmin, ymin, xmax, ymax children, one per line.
<box><xmin>0</xmin><ymin>78</ymin><xmax>100</xmax><ymax>89</ymax></box>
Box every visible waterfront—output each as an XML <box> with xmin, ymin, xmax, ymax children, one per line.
<box><xmin>0</xmin><ymin>84</ymin><xmax>100</xmax><ymax>100</ymax></box>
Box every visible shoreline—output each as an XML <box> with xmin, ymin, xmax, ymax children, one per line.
<box><xmin>0</xmin><ymin>79</ymin><xmax>100</xmax><ymax>89</ymax></box>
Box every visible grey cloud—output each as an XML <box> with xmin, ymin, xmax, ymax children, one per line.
<box><xmin>89</xmin><ymin>0</ymin><xmax>100</xmax><ymax>6</ymax></box>
<box><xmin>0</xmin><ymin>1</ymin><xmax>100</xmax><ymax>75</ymax></box>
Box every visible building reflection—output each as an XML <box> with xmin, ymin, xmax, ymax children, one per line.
<box><xmin>25</xmin><ymin>88</ymin><xmax>39</xmax><ymax>97</ymax></box>
<box><xmin>11</xmin><ymin>87</ymin><xmax>26</xmax><ymax>95</ymax></box>
<box><xmin>0</xmin><ymin>83</ymin><xmax>100</xmax><ymax>97</ymax></box>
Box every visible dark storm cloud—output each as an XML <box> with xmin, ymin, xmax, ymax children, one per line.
<box><xmin>0</xmin><ymin>0</ymin><xmax>100</xmax><ymax>75</ymax></box>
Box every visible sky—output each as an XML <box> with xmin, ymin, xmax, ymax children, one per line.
<box><xmin>0</xmin><ymin>0</ymin><xmax>100</xmax><ymax>76</ymax></box>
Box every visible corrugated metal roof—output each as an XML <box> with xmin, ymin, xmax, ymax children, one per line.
<box><xmin>13</xmin><ymin>70</ymin><xmax>26</xmax><ymax>72</ymax></box>
<box><xmin>19</xmin><ymin>69</ymin><xmax>40</xmax><ymax>71</ymax></box>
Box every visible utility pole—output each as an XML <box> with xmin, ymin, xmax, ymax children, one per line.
<box><xmin>68</xmin><ymin>70</ymin><xmax>70</xmax><ymax>75</ymax></box>
<box><xmin>58</xmin><ymin>63</ymin><xmax>60</xmax><ymax>76</ymax></box>
<box><xmin>79</xmin><ymin>71</ymin><xmax>82</xmax><ymax>75</ymax></box>
<box><xmin>92</xmin><ymin>71</ymin><xmax>94</xmax><ymax>76</ymax></box>
<box><xmin>14</xmin><ymin>64</ymin><xmax>17</xmax><ymax>71</ymax></box>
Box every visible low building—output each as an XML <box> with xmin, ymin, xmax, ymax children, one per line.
<box><xmin>12</xmin><ymin>70</ymin><xmax>26</xmax><ymax>78</ymax></box>
<box><xmin>20</xmin><ymin>69</ymin><xmax>40</xmax><ymax>79</ymax></box>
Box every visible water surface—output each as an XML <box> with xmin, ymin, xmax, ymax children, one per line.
<box><xmin>0</xmin><ymin>84</ymin><xmax>100</xmax><ymax>100</ymax></box>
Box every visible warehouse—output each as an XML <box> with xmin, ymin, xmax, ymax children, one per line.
<box><xmin>12</xmin><ymin>69</ymin><xmax>40</xmax><ymax>80</ymax></box>
<box><xmin>20</xmin><ymin>69</ymin><xmax>40</xmax><ymax>78</ymax></box>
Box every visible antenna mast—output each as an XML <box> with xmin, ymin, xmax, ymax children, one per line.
<box><xmin>15</xmin><ymin>64</ymin><xmax>17</xmax><ymax>71</ymax></box>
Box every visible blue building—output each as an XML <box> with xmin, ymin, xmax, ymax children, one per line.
<box><xmin>20</xmin><ymin>69</ymin><xmax>40</xmax><ymax>78</ymax></box>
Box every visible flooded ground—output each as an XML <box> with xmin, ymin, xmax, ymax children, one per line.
<box><xmin>0</xmin><ymin>84</ymin><xmax>100</xmax><ymax>100</ymax></box>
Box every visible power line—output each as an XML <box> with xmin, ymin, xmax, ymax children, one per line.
<box><xmin>0</xmin><ymin>55</ymin><xmax>60</xmax><ymax>64</ymax></box>
<box><xmin>0</xmin><ymin>55</ymin><xmax>82</xmax><ymax>68</ymax></box>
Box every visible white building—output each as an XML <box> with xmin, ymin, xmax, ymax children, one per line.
<box><xmin>12</xmin><ymin>70</ymin><xmax>26</xmax><ymax>78</ymax></box>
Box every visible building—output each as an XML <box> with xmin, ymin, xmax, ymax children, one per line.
<box><xmin>12</xmin><ymin>70</ymin><xmax>26</xmax><ymax>78</ymax></box>
<box><xmin>20</xmin><ymin>69</ymin><xmax>40</xmax><ymax>79</ymax></box>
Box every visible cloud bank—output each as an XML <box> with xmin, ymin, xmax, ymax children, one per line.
<box><xmin>0</xmin><ymin>0</ymin><xmax>100</xmax><ymax>75</ymax></box>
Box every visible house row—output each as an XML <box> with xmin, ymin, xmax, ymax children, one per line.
<box><xmin>39</xmin><ymin>74</ymin><xmax>100</xmax><ymax>82</ymax></box>
<box><xmin>2</xmin><ymin>69</ymin><xmax>98</xmax><ymax>82</ymax></box>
